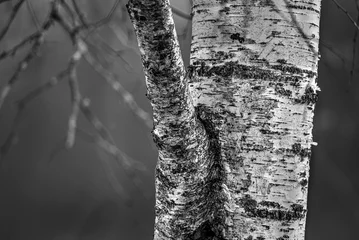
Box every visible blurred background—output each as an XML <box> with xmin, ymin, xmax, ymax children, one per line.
<box><xmin>0</xmin><ymin>0</ymin><xmax>358</xmax><ymax>239</ymax></box>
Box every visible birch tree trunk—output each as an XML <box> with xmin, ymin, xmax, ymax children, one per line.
<box><xmin>127</xmin><ymin>0</ymin><xmax>321</xmax><ymax>239</ymax></box>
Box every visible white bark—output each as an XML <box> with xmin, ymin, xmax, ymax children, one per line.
<box><xmin>127</xmin><ymin>0</ymin><xmax>321</xmax><ymax>239</ymax></box>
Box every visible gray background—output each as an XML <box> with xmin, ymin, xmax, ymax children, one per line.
<box><xmin>0</xmin><ymin>0</ymin><xmax>358</xmax><ymax>239</ymax></box>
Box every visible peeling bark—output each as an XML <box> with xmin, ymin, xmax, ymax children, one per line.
<box><xmin>127</xmin><ymin>0</ymin><xmax>321</xmax><ymax>239</ymax></box>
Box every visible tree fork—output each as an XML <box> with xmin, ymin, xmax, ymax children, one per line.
<box><xmin>127</xmin><ymin>0</ymin><xmax>321</xmax><ymax>239</ymax></box>
<box><xmin>127</xmin><ymin>0</ymin><xmax>218</xmax><ymax>238</ymax></box>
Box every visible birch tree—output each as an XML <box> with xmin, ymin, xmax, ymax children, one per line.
<box><xmin>126</xmin><ymin>0</ymin><xmax>321</xmax><ymax>239</ymax></box>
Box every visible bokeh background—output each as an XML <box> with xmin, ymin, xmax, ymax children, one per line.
<box><xmin>0</xmin><ymin>0</ymin><xmax>358</xmax><ymax>239</ymax></box>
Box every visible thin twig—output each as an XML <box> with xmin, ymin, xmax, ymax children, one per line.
<box><xmin>0</xmin><ymin>35</ymin><xmax>44</xmax><ymax>110</ymax></box>
<box><xmin>79</xmin><ymin>98</ymin><xmax>147</xmax><ymax>187</ymax></box>
<box><xmin>17</xmin><ymin>71</ymin><xmax>68</xmax><ymax>108</ymax></box>
<box><xmin>1</xmin><ymin>0</ymin><xmax>151</xmax><ymax>191</ymax></box>
<box><xmin>349</xmin><ymin>0</ymin><xmax>359</xmax><ymax>84</ymax></box>
<box><xmin>58</xmin><ymin>0</ymin><xmax>76</xmax><ymax>25</ymax></box>
<box><xmin>0</xmin><ymin>6</ymin><xmax>55</xmax><ymax>61</ymax></box>
<box><xmin>75</xmin><ymin>128</ymin><xmax>132</xmax><ymax>205</ymax></box>
<box><xmin>0</xmin><ymin>0</ymin><xmax>26</xmax><ymax>42</ymax></box>
<box><xmin>0</xmin><ymin>32</ymin><xmax>40</xmax><ymax>61</ymax></box>
<box><xmin>70</xmin><ymin>0</ymin><xmax>88</xmax><ymax>27</ymax></box>
<box><xmin>0</xmin><ymin>70</ymin><xmax>68</xmax><ymax>163</ymax></box>
<box><xmin>65</xmin><ymin>39</ymin><xmax>87</xmax><ymax>148</ymax></box>
<box><xmin>331</xmin><ymin>0</ymin><xmax>359</xmax><ymax>31</ymax></box>
<box><xmin>25</xmin><ymin>0</ymin><xmax>41</xmax><ymax>30</ymax></box>
<box><xmin>84</xmin><ymin>33</ymin><xmax>134</xmax><ymax>73</ymax></box>
<box><xmin>0</xmin><ymin>4</ymin><xmax>57</xmax><ymax>110</ymax></box>
<box><xmin>91</xmin><ymin>0</ymin><xmax>120</xmax><ymax>29</ymax></box>
<box><xmin>84</xmin><ymin>51</ymin><xmax>152</xmax><ymax>128</ymax></box>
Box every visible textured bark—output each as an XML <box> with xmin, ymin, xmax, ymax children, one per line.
<box><xmin>127</xmin><ymin>0</ymin><xmax>321</xmax><ymax>239</ymax></box>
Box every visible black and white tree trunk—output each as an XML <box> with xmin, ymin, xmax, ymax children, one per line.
<box><xmin>127</xmin><ymin>0</ymin><xmax>321</xmax><ymax>239</ymax></box>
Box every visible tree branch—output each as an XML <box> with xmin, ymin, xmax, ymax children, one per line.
<box><xmin>0</xmin><ymin>0</ymin><xmax>26</xmax><ymax>42</ymax></box>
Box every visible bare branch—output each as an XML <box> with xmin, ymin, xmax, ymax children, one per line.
<box><xmin>320</xmin><ymin>39</ymin><xmax>359</xmax><ymax>75</ymax></box>
<box><xmin>90</xmin><ymin>0</ymin><xmax>120</xmax><ymax>29</ymax></box>
<box><xmin>70</xmin><ymin>0</ymin><xmax>88</xmax><ymax>27</ymax></box>
<box><xmin>75</xmin><ymin>128</ymin><xmax>131</xmax><ymax>206</ymax></box>
<box><xmin>58</xmin><ymin>0</ymin><xmax>76</xmax><ymax>25</ymax></box>
<box><xmin>331</xmin><ymin>0</ymin><xmax>359</xmax><ymax>31</ymax></box>
<box><xmin>0</xmin><ymin>0</ymin><xmax>26</xmax><ymax>42</ymax></box>
<box><xmin>84</xmin><ymin>51</ymin><xmax>152</xmax><ymax>128</ymax></box>
<box><xmin>84</xmin><ymin>33</ymin><xmax>134</xmax><ymax>73</ymax></box>
<box><xmin>0</xmin><ymin>35</ymin><xmax>44</xmax><ymax>110</ymax></box>
<box><xmin>0</xmin><ymin>15</ymin><xmax>54</xmax><ymax>62</ymax></box>
<box><xmin>0</xmin><ymin>0</ymin><xmax>150</xmax><ymax>192</ymax></box>
<box><xmin>17</xmin><ymin>71</ymin><xmax>68</xmax><ymax>108</ymax></box>
<box><xmin>0</xmin><ymin>69</ymin><xmax>68</xmax><ymax>163</ymax></box>
<box><xmin>0</xmin><ymin>2</ymin><xmax>58</xmax><ymax>110</ymax></box>
<box><xmin>25</xmin><ymin>0</ymin><xmax>41</xmax><ymax>30</ymax></box>
<box><xmin>65</xmin><ymin>40</ymin><xmax>87</xmax><ymax>148</ymax></box>
<box><xmin>79</xmin><ymin>98</ymin><xmax>148</xmax><ymax>193</ymax></box>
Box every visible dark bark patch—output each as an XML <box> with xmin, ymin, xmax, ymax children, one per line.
<box><xmin>240</xmin><ymin>195</ymin><xmax>306</xmax><ymax>220</ymax></box>
<box><xmin>230</xmin><ymin>33</ymin><xmax>245</xmax><ymax>43</ymax></box>
<box><xmin>295</xmin><ymin>86</ymin><xmax>319</xmax><ymax>104</ymax></box>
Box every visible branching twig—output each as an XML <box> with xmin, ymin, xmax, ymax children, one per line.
<box><xmin>0</xmin><ymin>0</ymin><xmax>150</xmax><ymax>194</ymax></box>
<box><xmin>0</xmin><ymin>32</ymin><xmax>40</xmax><ymax>61</ymax></box>
<box><xmin>79</xmin><ymin>98</ymin><xmax>147</xmax><ymax>192</ymax></box>
<box><xmin>70</xmin><ymin>0</ymin><xmax>88</xmax><ymax>28</ymax></box>
<box><xmin>0</xmin><ymin>4</ymin><xmax>55</xmax><ymax>61</ymax></box>
<box><xmin>0</xmin><ymin>0</ymin><xmax>26</xmax><ymax>42</ymax></box>
<box><xmin>58</xmin><ymin>0</ymin><xmax>76</xmax><ymax>25</ymax></box>
<box><xmin>84</xmin><ymin>51</ymin><xmax>152</xmax><ymax>128</ymax></box>
<box><xmin>0</xmin><ymin>35</ymin><xmax>44</xmax><ymax>110</ymax></box>
<box><xmin>349</xmin><ymin>0</ymin><xmax>359</xmax><ymax>84</ymax></box>
<box><xmin>320</xmin><ymin>39</ymin><xmax>359</xmax><ymax>75</ymax></box>
<box><xmin>0</xmin><ymin>3</ymin><xmax>57</xmax><ymax>110</ymax></box>
<box><xmin>0</xmin><ymin>69</ymin><xmax>68</xmax><ymax>162</ymax></box>
<box><xmin>84</xmin><ymin>33</ymin><xmax>134</xmax><ymax>73</ymax></box>
<box><xmin>89</xmin><ymin>0</ymin><xmax>120</xmax><ymax>29</ymax></box>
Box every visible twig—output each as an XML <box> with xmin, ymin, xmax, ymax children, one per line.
<box><xmin>0</xmin><ymin>35</ymin><xmax>44</xmax><ymax>110</ymax></box>
<box><xmin>25</xmin><ymin>0</ymin><xmax>41</xmax><ymax>30</ymax></box>
<box><xmin>0</xmin><ymin>3</ymin><xmax>57</xmax><ymax>110</ymax></box>
<box><xmin>0</xmin><ymin>6</ymin><xmax>55</xmax><ymax>61</ymax></box>
<box><xmin>0</xmin><ymin>0</ymin><xmax>26</xmax><ymax>42</ymax></box>
<box><xmin>90</xmin><ymin>0</ymin><xmax>120</xmax><ymax>29</ymax></box>
<box><xmin>331</xmin><ymin>0</ymin><xmax>359</xmax><ymax>31</ymax></box>
<box><xmin>349</xmin><ymin>0</ymin><xmax>359</xmax><ymax>84</ymax></box>
<box><xmin>1</xmin><ymin>0</ymin><xmax>151</xmax><ymax>191</ymax></box>
<box><xmin>84</xmin><ymin>51</ymin><xmax>152</xmax><ymax>128</ymax></box>
<box><xmin>84</xmin><ymin>33</ymin><xmax>134</xmax><ymax>73</ymax></box>
<box><xmin>58</xmin><ymin>0</ymin><xmax>76</xmax><ymax>25</ymax></box>
<box><xmin>79</xmin><ymin>98</ymin><xmax>147</xmax><ymax>191</ymax></box>
<box><xmin>75</xmin><ymin>128</ymin><xmax>132</xmax><ymax>205</ymax></box>
<box><xmin>17</xmin><ymin>70</ymin><xmax>68</xmax><ymax>108</ymax></box>
<box><xmin>70</xmin><ymin>0</ymin><xmax>88</xmax><ymax>27</ymax></box>
<box><xmin>65</xmin><ymin>39</ymin><xmax>87</xmax><ymax>148</ymax></box>
<box><xmin>0</xmin><ymin>70</ymin><xmax>68</xmax><ymax>163</ymax></box>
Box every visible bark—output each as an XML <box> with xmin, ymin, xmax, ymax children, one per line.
<box><xmin>127</xmin><ymin>0</ymin><xmax>321</xmax><ymax>239</ymax></box>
